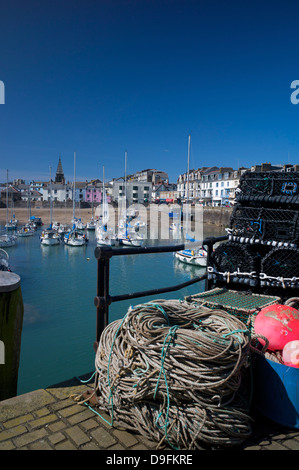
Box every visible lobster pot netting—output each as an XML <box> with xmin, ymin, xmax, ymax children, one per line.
<box><xmin>229</xmin><ymin>206</ymin><xmax>299</xmax><ymax>246</ymax></box>
<box><xmin>185</xmin><ymin>288</ymin><xmax>280</xmax><ymax>336</ymax></box>
<box><xmin>208</xmin><ymin>242</ymin><xmax>271</xmax><ymax>287</ymax></box>
<box><xmin>236</xmin><ymin>171</ymin><xmax>299</xmax><ymax>201</ymax></box>
<box><xmin>260</xmin><ymin>247</ymin><xmax>299</xmax><ymax>289</ymax></box>
<box><xmin>95</xmin><ymin>299</ymin><xmax>253</xmax><ymax>449</ymax></box>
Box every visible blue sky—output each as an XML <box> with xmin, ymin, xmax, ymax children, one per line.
<box><xmin>0</xmin><ymin>0</ymin><xmax>299</xmax><ymax>184</ymax></box>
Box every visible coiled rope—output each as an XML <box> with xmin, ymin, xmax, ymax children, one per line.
<box><xmin>94</xmin><ymin>299</ymin><xmax>253</xmax><ymax>449</ymax></box>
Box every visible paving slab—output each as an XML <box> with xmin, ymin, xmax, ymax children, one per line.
<box><xmin>0</xmin><ymin>374</ymin><xmax>298</xmax><ymax>452</ymax></box>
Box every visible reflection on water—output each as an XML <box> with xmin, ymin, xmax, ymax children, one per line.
<box><xmin>173</xmin><ymin>257</ymin><xmax>206</xmax><ymax>279</ymax></box>
<box><xmin>6</xmin><ymin>223</ymin><xmax>225</xmax><ymax>395</ymax></box>
<box><xmin>23</xmin><ymin>303</ymin><xmax>43</xmax><ymax>325</ymax></box>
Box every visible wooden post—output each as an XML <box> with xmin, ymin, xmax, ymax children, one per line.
<box><xmin>0</xmin><ymin>271</ymin><xmax>24</xmax><ymax>401</ymax></box>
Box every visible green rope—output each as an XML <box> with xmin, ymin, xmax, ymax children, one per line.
<box><xmin>154</xmin><ymin>324</ymin><xmax>180</xmax><ymax>450</ymax></box>
<box><xmin>222</xmin><ymin>328</ymin><xmax>249</xmax><ymax>344</ymax></box>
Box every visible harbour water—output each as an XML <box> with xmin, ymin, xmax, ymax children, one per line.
<box><xmin>4</xmin><ymin>224</ymin><xmax>224</xmax><ymax>396</ymax></box>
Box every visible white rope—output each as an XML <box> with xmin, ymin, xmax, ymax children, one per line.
<box><xmin>93</xmin><ymin>299</ymin><xmax>253</xmax><ymax>449</ymax></box>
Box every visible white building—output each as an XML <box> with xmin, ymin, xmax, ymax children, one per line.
<box><xmin>112</xmin><ymin>180</ymin><xmax>152</xmax><ymax>204</ymax></box>
<box><xmin>177</xmin><ymin>167</ymin><xmax>209</xmax><ymax>202</ymax></box>
<box><xmin>177</xmin><ymin>166</ymin><xmax>249</xmax><ymax>206</ymax></box>
<box><xmin>201</xmin><ymin>167</ymin><xmax>248</xmax><ymax>206</ymax></box>
<box><xmin>42</xmin><ymin>183</ymin><xmax>72</xmax><ymax>202</ymax></box>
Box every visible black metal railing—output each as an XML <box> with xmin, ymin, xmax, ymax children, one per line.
<box><xmin>93</xmin><ymin>235</ymin><xmax>228</xmax><ymax>349</ymax></box>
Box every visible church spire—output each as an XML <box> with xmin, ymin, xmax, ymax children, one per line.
<box><xmin>55</xmin><ymin>155</ymin><xmax>65</xmax><ymax>184</ymax></box>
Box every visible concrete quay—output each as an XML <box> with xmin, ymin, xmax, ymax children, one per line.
<box><xmin>0</xmin><ymin>373</ymin><xmax>299</xmax><ymax>451</ymax></box>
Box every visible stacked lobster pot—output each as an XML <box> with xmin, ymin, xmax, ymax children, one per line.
<box><xmin>208</xmin><ymin>170</ymin><xmax>299</xmax><ymax>295</ymax></box>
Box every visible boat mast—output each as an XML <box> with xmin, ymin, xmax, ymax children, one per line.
<box><xmin>125</xmin><ymin>150</ymin><xmax>127</xmax><ymax>228</ymax></box>
<box><xmin>6</xmin><ymin>169</ymin><xmax>8</xmax><ymax>231</ymax></box>
<box><xmin>49</xmin><ymin>166</ymin><xmax>53</xmax><ymax>229</ymax></box>
<box><xmin>73</xmin><ymin>151</ymin><xmax>76</xmax><ymax>227</ymax></box>
<box><xmin>186</xmin><ymin>134</ymin><xmax>191</xmax><ymax>235</ymax></box>
<box><xmin>102</xmin><ymin>165</ymin><xmax>107</xmax><ymax>223</ymax></box>
<box><xmin>102</xmin><ymin>165</ymin><xmax>105</xmax><ymax>200</ymax></box>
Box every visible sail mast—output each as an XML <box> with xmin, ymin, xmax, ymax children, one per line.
<box><xmin>6</xmin><ymin>169</ymin><xmax>8</xmax><ymax>231</ymax></box>
<box><xmin>49</xmin><ymin>166</ymin><xmax>52</xmax><ymax>229</ymax></box>
<box><xmin>102</xmin><ymin>165</ymin><xmax>108</xmax><ymax>224</ymax></box>
<box><xmin>73</xmin><ymin>152</ymin><xmax>76</xmax><ymax>227</ymax></box>
<box><xmin>186</xmin><ymin>134</ymin><xmax>191</xmax><ymax>235</ymax></box>
<box><xmin>125</xmin><ymin>150</ymin><xmax>127</xmax><ymax>225</ymax></box>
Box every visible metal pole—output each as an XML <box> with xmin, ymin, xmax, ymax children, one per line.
<box><xmin>94</xmin><ymin>254</ymin><xmax>111</xmax><ymax>350</ymax></box>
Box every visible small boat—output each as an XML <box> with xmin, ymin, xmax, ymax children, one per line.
<box><xmin>17</xmin><ymin>225</ymin><xmax>35</xmax><ymax>237</ymax></box>
<box><xmin>73</xmin><ymin>217</ymin><xmax>86</xmax><ymax>230</ymax></box>
<box><xmin>5</xmin><ymin>219</ymin><xmax>18</xmax><ymax>230</ymax></box>
<box><xmin>96</xmin><ymin>223</ymin><xmax>117</xmax><ymax>246</ymax></box>
<box><xmin>64</xmin><ymin>229</ymin><xmax>87</xmax><ymax>246</ymax></box>
<box><xmin>40</xmin><ymin>229</ymin><xmax>61</xmax><ymax>246</ymax></box>
<box><xmin>95</xmin><ymin>166</ymin><xmax>117</xmax><ymax>246</ymax></box>
<box><xmin>26</xmin><ymin>220</ymin><xmax>37</xmax><ymax>231</ymax></box>
<box><xmin>52</xmin><ymin>222</ymin><xmax>71</xmax><ymax>234</ymax></box>
<box><xmin>30</xmin><ymin>216</ymin><xmax>43</xmax><ymax>226</ymax></box>
<box><xmin>175</xmin><ymin>136</ymin><xmax>207</xmax><ymax>267</ymax></box>
<box><xmin>0</xmin><ymin>248</ymin><xmax>10</xmax><ymax>271</ymax></box>
<box><xmin>1</xmin><ymin>170</ymin><xmax>17</xmax><ymax>246</ymax></box>
<box><xmin>64</xmin><ymin>152</ymin><xmax>88</xmax><ymax>247</ymax></box>
<box><xmin>40</xmin><ymin>167</ymin><xmax>61</xmax><ymax>246</ymax></box>
<box><xmin>0</xmin><ymin>232</ymin><xmax>17</xmax><ymax>247</ymax></box>
<box><xmin>117</xmin><ymin>152</ymin><xmax>144</xmax><ymax>248</ymax></box>
<box><xmin>118</xmin><ymin>232</ymin><xmax>144</xmax><ymax>247</ymax></box>
<box><xmin>118</xmin><ymin>221</ymin><xmax>144</xmax><ymax>246</ymax></box>
<box><xmin>174</xmin><ymin>247</ymin><xmax>207</xmax><ymax>266</ymax></box>
<box><xmin>87</xmin><ymin>217</ymin><xmax>96</xmax><ymax>230</ymax></box>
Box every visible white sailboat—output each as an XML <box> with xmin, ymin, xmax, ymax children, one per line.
<box><xmin>5</xmin><ymin>196</ymin><xmax>18</xmax><ymax>230</ymax></box>
<box><xmin>0</xmin><ymin>170</ymin><xmax>17</xmax><ymax>247</ymax></box>
<box><xmin>64</xmin><ymin>152</ymin><xmax>88</xmax><ymax>247</ymax></box>
<box><xmin>118</xmin><ymin>151</ymin><xmax>144</xmax><ymax>247</ymax></box>
<box><xmin>52</xmin><ymin>221</ymin><xmax>71</xmax><ymax>235</ymax></box>
<box><xmin>87</xmin><ymin>217</ymin><xmax>96</xmax><ymax>230</ymax></box>
<box><xmin>40</xmin><ymin>167</ymin><xmax>61</xmax><ymax>246</ymax></box>
<box><xmin>95</xmin><ymin>166</ymin><xmax>116</xmax><ymax>246</ymax></box>
<box><xmin>87</xmin><ymin>201</ymin><xmax>96</xmax><ymax>230</ymax></box>
<box><xmin>174</xmin><ymin>135</ymin><xmax>207</xmax><ymax>267</ymax></box>
<box><xmin>73</xmin><ymin>201</ymin><xmax>86</xmax><ymax>230</ymax></box>
<box><xmin>17</xmin><ymin>225</ymin><xmax>35</xmax><ymax>237</ymax></box>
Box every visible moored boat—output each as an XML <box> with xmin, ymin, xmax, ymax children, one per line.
<box><xmin>174</xmin><ymin>247</ymin><xmax>207</xmax><ymax>266</ymax></box>
<box><xmin>40</xmin><ymin>229</ymin><xmax>61</xmax><ymax>245</ymax></box>
<box><xmin>64</xmin><ymin>229</ymin><xmax>87</xmax><ymax>246</ymax></box>
<box><xmin>17</xmin><ymin>225</ymin><xmax>35</xmax><ymax>237</ymax></box>
<box><xmin>0</xmin><ymin>232</ymin><xmax>17</xmax><ymax>247</ymax></box>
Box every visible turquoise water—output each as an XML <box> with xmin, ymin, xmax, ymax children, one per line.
<box><xmin>4</xmin><ymin>225</ymin><xmax>223</xmax><ymax>396</ymax></box>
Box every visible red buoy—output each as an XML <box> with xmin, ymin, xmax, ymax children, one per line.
<box><xmin>254</xmin><ymin>304</ymin><xmax>299</xmax><ymax>351</ymax></box>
